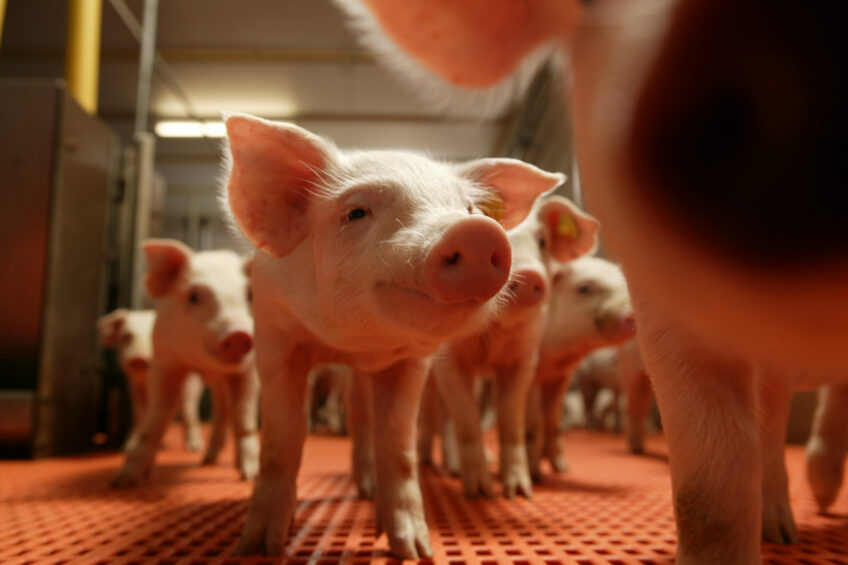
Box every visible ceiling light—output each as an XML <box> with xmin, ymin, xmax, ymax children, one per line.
<box><xmin>155</xmin><ymin>120</ymin><xmax>227</xmax><ymax>138</ymax></box>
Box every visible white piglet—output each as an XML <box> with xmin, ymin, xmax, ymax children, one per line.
<box><xmin>221</xmin><ymin>113</ymin><xmax>557</xmax><ymax>559</ymax></box>
<box><xmin>431</xmin><ymin>195</ymin><xmax>598</xmax><ymax>498</ymax></box>
<box><xmin>98</xmin><ymin>308</ymin><xmax>205</xmax><ymax>453</ymax></box>
<box><xmin>527</xmin><ymin>257</ymin><xmax>635</xmax><ymax>480</ymax></box>
<box><xmin>111</xmin><ymin>241</ymin><xmax>259</xmax><ymax>487</ymax></box>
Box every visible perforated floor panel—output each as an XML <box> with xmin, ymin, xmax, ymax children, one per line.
<box><xmin>2</xmin><ymin>428</ymin><xmax>846</xmax><ymax>564</ymax></box>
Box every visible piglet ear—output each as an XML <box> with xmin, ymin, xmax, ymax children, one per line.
<box><xmin>97</xmin><ymin>308</ymin><xmax>128</xmax><ymax>346</ymax></box>
<box><xmin>225</xmin><ymin>114</ymin><xmax>336</xmax><ymax>258</ymax></box>
<box><xmin>538</xmin><ymin>195</ymin><xmax>599</xmax><ymax>261</ymax></box>
<box><xmin>143</xmin><ymin>239</ymin><xmax>192</xmax><ymax>299</ymax></box>
<box><xmin>457</xmin><ymin>158</ymin><xmax>564</xmax><ymax>230</ymax></box>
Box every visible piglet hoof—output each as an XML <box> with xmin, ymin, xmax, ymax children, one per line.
<box><xmin>806</xmin><ymin>440</ymin><xmax>845</xmax><ymax>513</ymax></box>
<box><xmin>237</xmin><ymin>435</ymin><xmax>260</xmax><ymax>481</ymax></box>
<box><xmin>376</xmin><ymin>494</ymin><xmax>432</xmax><ymax>559</ymax></box>
<box><xmin>235</xmin><ymin>477</ymin><xmax>296</xmax><ymax>556</ymax></box>
<box><xmin>762</xmin><ymin>497</ymin><xmax>799</xmax><ymax>544</ymax></box>
<box><xmin>459</xmin><ymin>445</ymin><xmax>493</xmax><ymax>498</ymax></box>
<box><xmin>185</xmin><ymin>429</ymin><xmax>204</xmax><ymax>453</ymax></box>
<box><xmin>500</xmin><ymin>443</ymin><xmax>532</xmax><ymax>498</ymax></box>
<box><xmin>110</xmin><ymin>465</ymin><xmax>145</xmax><ymax>488</ymax></box>
<box><xmin>354</xmin><ymin>469</ymin><xmax>376</xmax><ymax>499</ymax></box>
<box><xmin>549</xmin><ymin>453</ymin><xmax>570</xmax><ymax>473</ymax></box>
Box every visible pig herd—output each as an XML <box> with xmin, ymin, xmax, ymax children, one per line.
<box><xmin>96</xmin><ymin>1</ymin><xmax>848</xmax><ymax>563</ymax></box>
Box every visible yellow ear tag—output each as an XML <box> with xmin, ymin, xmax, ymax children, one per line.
<box><xmin>557</xmin><ymin>215</ymin><xmax>579</xmax><ymax>239</ymax></box>
<box><xmin>477</xmin><ymin>193</ymin><xmax>505</xmax><ymax>222</ymax></box>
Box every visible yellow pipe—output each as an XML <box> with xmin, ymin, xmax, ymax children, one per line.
<box><xmin>65</xmin><ymin>0</ymin><xmax>102</xmax><ymax>114</ymax></box>
<box><xmin>0</xmin><ymin>0</ymin><xmax>7</xmax><ymax>49</ymax></box>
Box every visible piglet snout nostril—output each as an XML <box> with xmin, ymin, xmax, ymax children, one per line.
<box><xmin>425</xmin><ymin>216</ymin><xmax>512</xmax><ymax>304</ymax></box>
<box><xmin>218</xmin><ymin>330</ymin><xmax>253</xmax><ymax>363</ymax></box>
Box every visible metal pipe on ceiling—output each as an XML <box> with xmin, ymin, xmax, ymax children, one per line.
<box><xmin>134</xmin><ymin>0</ymin><xmax>159</xmax><ymax>133</ymax></box>
<box><xmin>65</xmin><ymin>0</ymin><xmax>103</xmax><ymax>114</ymax></box>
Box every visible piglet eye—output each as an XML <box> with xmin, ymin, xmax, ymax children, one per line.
<box><xmin>188</xmin><ymin>291</ymin><xmax>200</xmax><ymax>304</ymax></box>
<box><xmin>538</xmin><ymin>238</ymin><xmax>547</xmax><ymax>250</ymax></box>
<box><xmin>347</xmin><ymin>207</ymin><xmax>370</xmax><ymax>222</ymax></box>
<box><xmin>577</xmin><ymin>284</ymin><xmax>592</xmax><ymax>296</ymax></box>
<box><xmin>246</xmin><ymin>287</ymin><xmax>253</xmax><ymax>303</ymax></box>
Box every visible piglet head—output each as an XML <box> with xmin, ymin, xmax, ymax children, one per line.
<box><xmin>97</xmin><ymin>308</ymin><xmax>155</xmax><ymax>377</ymax></box>
<box><xmin>503</xmin><ymin>195</ymin><xmax>598</xmax><ymax>320</ymax></box>
<box><xmin>223</xmin><ymin>114</ymin><xmax>558</xmax><ymax>354</ymax></box>
<box><xmin>143</xmin><ymin>240</ymin><xmax>254</xmax><ymax>372</ymax></box>
<box><xmin>545</xmin><ymin>257</ymin><xmax>635</xmax><ymax>361</ymax></box>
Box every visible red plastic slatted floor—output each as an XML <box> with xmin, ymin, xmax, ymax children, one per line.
<box><xmin>2</xmin><ymin>427</ymin><xmax>846</xmax><ymax>565</ymax></box>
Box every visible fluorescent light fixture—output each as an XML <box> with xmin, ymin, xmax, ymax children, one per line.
<box><xmin>155</xmin><ymin>120</ymin><xmax>227</xmax><ymax>138</ymax></box>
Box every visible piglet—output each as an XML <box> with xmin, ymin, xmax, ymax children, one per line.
<box><xmin>222</xmin><ymin>113</ymin><xmax>556</xmax><ymax>559</ymax></box>
<box><xmin>431</xmin><ymin>195</ymin><xmax>598</xmax><ymax>498</ymax></box>
<box><xmin>527</xmin><ymin>257</ymin><xmax>635</xmax><ymax>480</ymax></box>
<box><xmin>111</xmin><ymin>241</ymin><xmax>259</xmax><ymax>487</ymax></box>
<box><xmin>98</xmin><ymin>308</ymin><xmax>205</xmax><ymax>452</ymax></box>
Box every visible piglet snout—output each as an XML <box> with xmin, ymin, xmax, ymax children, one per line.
<box><xmin>217</xmin><ymin>330</ymin><xmax>254</xmax><ymax>363</ymax></box>
<box><xmin>509</xmin><ymin>269</ymin><xmax>547</xmax><ymax>307</ymax></box>
<box><xmin>127</xmin><ymin>357</ymin><xmax>149</xmax><ymax>372</ymax></box>
<box><xmin>425</xmin><ymin>216</ymin><xmax>511</xmax><ymax>304</ymax></box>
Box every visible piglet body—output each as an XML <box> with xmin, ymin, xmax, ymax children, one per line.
<box><xmin>98</xmin><ymin>309</ymin><xmax>205</xmax><ymax>452</ymax></box>
<box><xmin>223</xmin><ymin>114</ymin><xmax>557</xmax><ymax>559</ymax></box>
<box><xmin>111</xmin><ymin>243</ymin><xmax>259</xmax><ymax>487</ymax></box>
<box><xmin>430</xmin><ymin>195</ymin><xmax>598</xmax><ymax>498</ymax></box>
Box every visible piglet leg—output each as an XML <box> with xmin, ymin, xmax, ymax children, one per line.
<box><xmin>758</xmin><ymin>372</ymin><xmax>798</xmax><ymax>544</ymax></box>
<box><xmin>236</xmin><ymin>344</ymin><xmax>309</xmax><ymax>556</ymax></box>
<box><xmin>180</xmin><ymin>373</ymin><xmax>205</xmax><ymax>452</ymax></box>
<box><xmin>203</xmin><ymin>376</ymin><xmax>231</xmax><ymax>465</ymax></box>
<box><xmin>372</xmin><ymin>358</ymin><xmax>433</xmax><ymax>559</ymax></box>
<box><xmin>641</xmin><ymin>308</ymin><xmax>761</xmax><ymax>565</ymax></box>
<box><xmin>229</xmin><ymin>369</ymin><xmax>261</xmax><ymax>481</ymax></box>
<box><xmin>807</xmin><ymin>384</ymin><xmax>848</xmax><ymax>512</ymax></box>
<box><xmin>496</xmin><ymin>360</ymin><xmax>535</xmax><ymax>498</ymax></box>
<box><xmin>349</xmin><ymin>370</ymin><xmax>376</xmax><ymax>498</ymax></box>
<box><xmin>112</xmin><ymin>365</ymin><xmax>187</xmax><ymax>487</ymax></box>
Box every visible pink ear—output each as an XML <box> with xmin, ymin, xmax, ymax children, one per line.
<box><xmin>346</xmin><ymin>0</ymin><xmax>578</xmax><ymax>88</ymax></box>
<box><xmin>458</xmin><ymin>158</ymin><xmax>564</xmax><ymax>230</ymax></box>
<box><xmin>97</xmin><ymin>308</ymin><xmax>129</xmax><ymax>346</ymax></box>
<box><xmin>143</xmin><ymin>239</ymin><xmax>192</xmax><ymax>299</ymax></box>
<box><xmin>225</xmin><ymin>114</ymin><xmax>335</xmax><ymax>258</ymax></box>
<box><xmin>538</xmin><ymin>195</ymin><xmax>599</xmax><ymax>261</ymax></box>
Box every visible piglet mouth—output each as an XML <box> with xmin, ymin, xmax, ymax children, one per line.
<box><xmin>377</xmin><ymin>281</ymin><xmax>483</xmax><ymax>309</ymax></box>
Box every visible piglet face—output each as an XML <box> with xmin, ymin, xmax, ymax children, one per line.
<box><xmin>504</xmin><ymin>195</ymin><xmax>599</xmax><ymax>321</ymax></box>
<box><xmin>143</xmin><ymin>240</ymin><xmax>254</xmax><ymax>372</ymax></box>
<box><xmin>225</xmin><ymin>114</ymin><xmax>560</xmax><ymax>354</ymax></box>
<box><xmin>544</xmin><ymin>257</ymin><xmax>636</xmax><ymax>359</ymax></box>
<box><xmin>98</xmin><ymin>309</ymin><xmax>155</xmax><ymax>378</ymax></box>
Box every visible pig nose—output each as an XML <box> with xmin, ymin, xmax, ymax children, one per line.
<box><xmin>508</xmin><ymin>270</ymin><xmax>547</xmax><ymax>307</ymax></box>
<box><xmin>622</xmin><ymin>308</ymin><xmax>637</xmax><ymax>336</ymax></box>
<box><xmin>218</xmin><ymin>331</ymin><xmax>253</xmax><ymax>363</ymax></box>
<box><xmin>127</xmin><ymin>357</ymin><xmax>149</xmax><ymax>372</ymax></box>
<box><xmin>425</xmin><ymin>216</ymin><xmax>511</xmax><ymax>303</ymax></box>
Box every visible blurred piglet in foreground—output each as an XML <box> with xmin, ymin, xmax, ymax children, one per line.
<box><xmin>221</xmin><ymin>113</ymin><xmax>556</xmax><ymax>559</ymax></box>
<box><xmin>527</xmin><ymin>257</ymin><xmax>634</xmax><ymax>480</ymax></box>
<box><xmin>98</xmin><ymin>308</ymin><xmax>205</xmax><ymax>452</ymax></box>
<box><xmin>111</xmin><ymin>241</ymin><xmax>259</xmax><ymax>487</ymax></box>
<box><xmin>431</xmin><ymin>195</ymin><xmax>598</xmax><ymax>499</ymax></box>
<box><xmin>335</xmin><ymin>1</ymin><xmax>847</xmax><ymax>562</ymax></box>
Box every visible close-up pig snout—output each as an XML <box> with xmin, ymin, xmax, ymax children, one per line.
<box><xmin>508</xmin><ymin>269</ymin><xmax>547</xmax><ymax>308</ymax></box>
<box><xmin>424</xmin><ymin>216</ymin><xmax>511</xmax><ymax>304</ymax></box>
<box><xmin>628</xmin><ymin>1</ymin><xmax>844</xmax><ymax>266</ymax></box>
<box><xmin>216</xmin><ymin>328</ymin><xmax>253</xmax><ymax>364</ymax></box>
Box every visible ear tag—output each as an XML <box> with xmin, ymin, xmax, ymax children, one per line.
<box><xmin>557</xmin><ymin>215</ymin><xmax>579</xmax><ymax>239</ymax></box>
<box><xmin>478</xmin><ymin>193</ymin><xmax>505</xmax><ymax>222</ymax></box>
